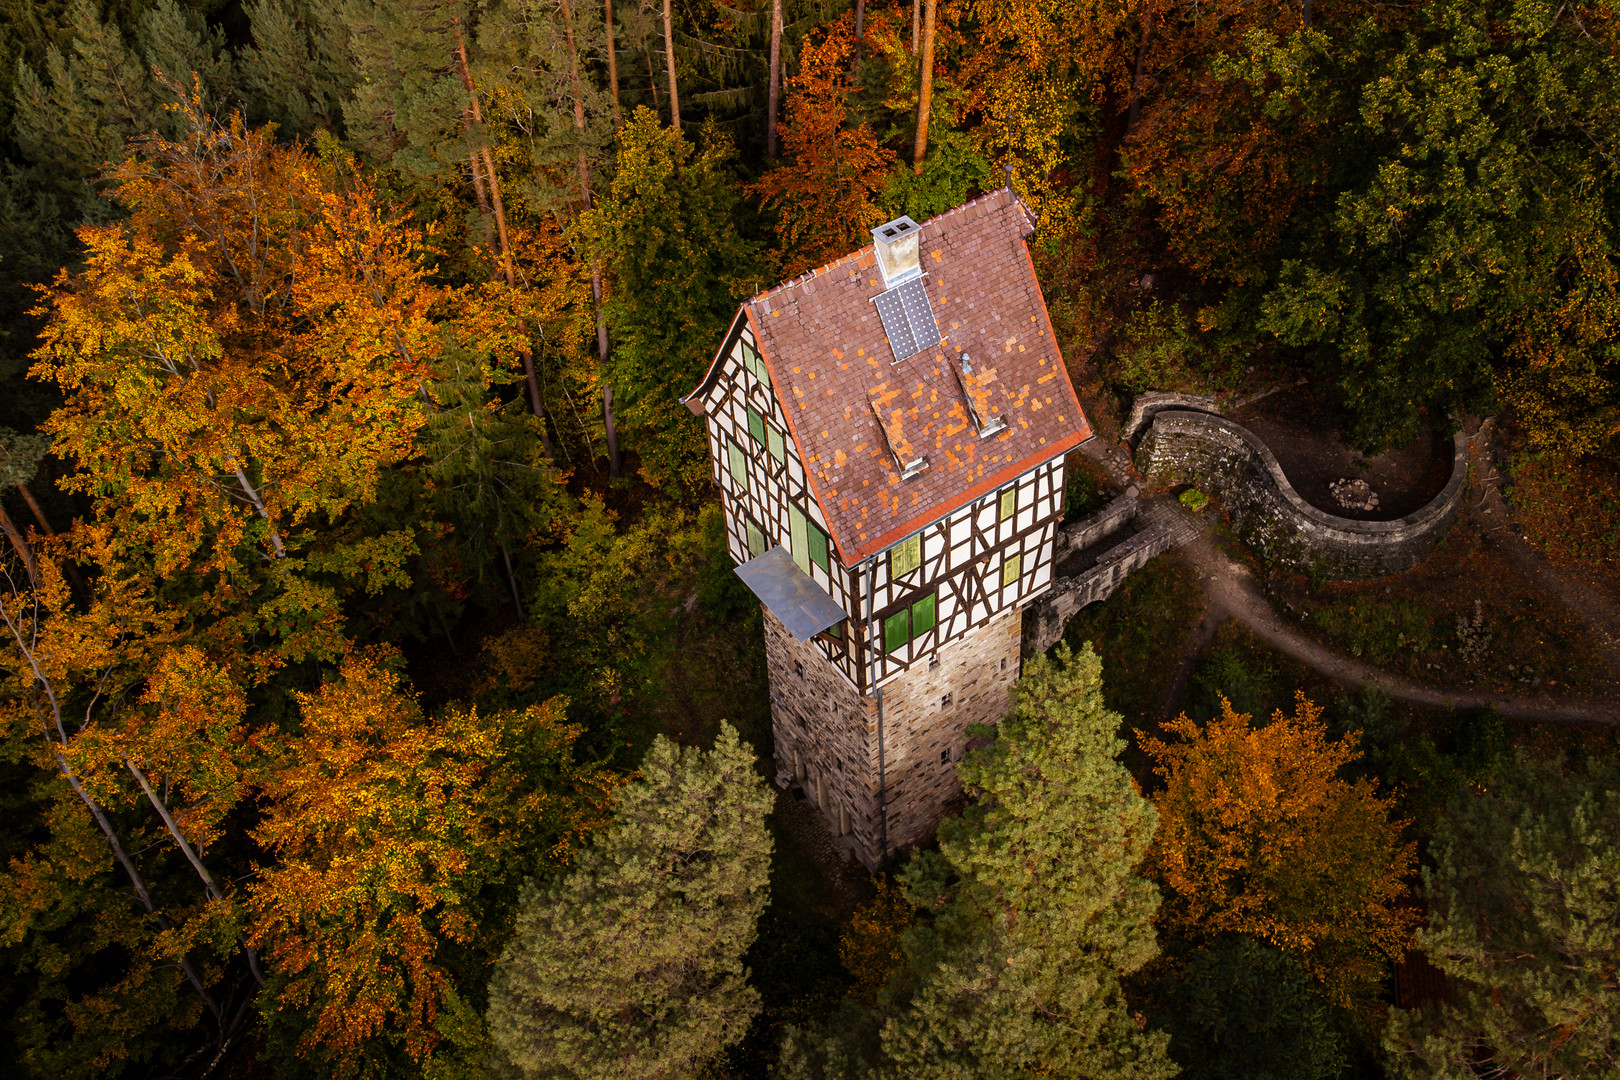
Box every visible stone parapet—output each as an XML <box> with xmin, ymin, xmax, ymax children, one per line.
<box><xmin>1123</xmin><ymin>391</ymin><xmax>1221</xmax><ymax>444</ymax></box>
<box><xmin>1135</xmin><ymin>410</ymin><xmax>1468</xmax><ymax>579</ymax></box>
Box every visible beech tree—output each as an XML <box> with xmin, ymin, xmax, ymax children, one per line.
<box><xmin>1383</xmin><ymin>751</ymin><xmax>1620</xmax><ymax>1079</ymax></box>
<box><xmin>486</xmin><ymin>722</ymin><xmax>773</xmax><ymax>1080</ymax></box>
<box><xmin>1142</xmin><ymin>693</ymin><xmax>1417</xmax><ymax>1009</ymax></box>
<box><xmin>250</xmin><ymin>651</ymin><xmax>612</xmax><ymax>1070</ymax></box>
<box><xmin>878</xmin><ymin>643</ymin><xmax>1173</xmax><ymax>1080</ymax></box>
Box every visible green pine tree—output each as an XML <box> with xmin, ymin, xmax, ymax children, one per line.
<box><xmin>239</xmin><ymin>0</ymin><xmax>357</xmax><ymax>137</ymax></box>
<box><xmin>1383</xmin><ymin>750</ymin><xmax>1620</xmax><ymax>1079</ymax></box>
<box><xmin>486</xmin><ymin>721</ymin><xmax>774</xmax><ymax>1080</ymax></box>
<box><xmin>879</xmin><ymin>642</ymin><xmax>1175</xmax><ymax>1080</ymax></box>
<box><xmin>576</xmin><ymin>107</ymin><xmax>769</xmax><ymax>490</ymax></box>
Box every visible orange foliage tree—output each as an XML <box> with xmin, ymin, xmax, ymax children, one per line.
<box><xmin>751</xmin><ymin>15</ymin><xmax>894</xmax><ymax>279</ymax></box>
<box><xmin>1140</xmin><ymin>693</ymin><xmax>1417</xmax><ymax>1007</ymax></box>
<box><xmin>248</xmin><ymin>650</ymin><xmax>615</xmax><ymax>1067</ymax></box>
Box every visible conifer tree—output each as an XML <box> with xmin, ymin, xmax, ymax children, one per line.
<box><xmin>577</xmin><ymin>108</ymin><xmax>766</xmax><ymax>489</ymax></box>
<box><xmin>1383</xmin><ymin>751</ymin><xmax>1620</xmax><ymax>1079</ymax></box>
<box><xmin>880</xmin><ymin>643</ymin><xmax>1174</xmax><ymax>1080</ymax></box>
<box><xmin>487</xmin><ymin>722</ymin><xmax>774</xmax><ymax>1080</ymax></box>
<box><xmin>240</xmin><ymin>0</ymin><xmax>358</xmax><ymax>136</ymax></box>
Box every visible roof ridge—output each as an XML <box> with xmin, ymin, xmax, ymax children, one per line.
<box><xmin>748</xmin><ymin>187</ymin><xmax>1018</xmax><ymax>306</ymax></box>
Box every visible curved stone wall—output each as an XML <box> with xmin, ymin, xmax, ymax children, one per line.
<box><xmin>1135</xmin><ymin>410</ymin><xmax>1469</xmax><ymax>579</ymax></box>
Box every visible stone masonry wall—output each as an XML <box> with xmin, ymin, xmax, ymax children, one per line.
<box><xmin>763</xmin><ymin>606</ymin><xmax>1023</xmax><ymax>870</ymax></box>
<box><xmin>1136</xmin><ymin>410</ymin><xmax>1468</xmax><ymax>578</ymax></box>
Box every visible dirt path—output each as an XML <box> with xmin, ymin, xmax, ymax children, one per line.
<box><xmin>1167</xmin><ymin>530</ymin><xmax>1620</xmax><ymax>726</ymax></box>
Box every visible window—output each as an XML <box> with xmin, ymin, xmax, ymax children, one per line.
<box><xmin>806</xmin><ymin>520</ymin><xmax>829</xmax><ymax>572</ymax></box>
<box><xmin>1002</xmin><ymin>554</ymin><xmax>1022</xmax><ymax>588</ymax></box>
<box><xmin>741</xmin><ymin>339</ymin><xmax>770</xmax><ymax>383</ymax></box>
<box><xmin>745</xmin><ymin>521</ymin><xmax>765</xmax><ymax>558</ymax></box>
<box><xmin>785</xmin><ymin>507</ymin><xmax>830</xmax><ymax>574</ymax></box>
<box><xmin>727</xmin><ymin>439</ymin><xmax>747</xmax><ymax>491</ymax></box>
<box><xmin>890</xmin><ymin>533</ymin><xmax>922</xmax><ymax>578</ymax></box>
<box><xmin>999</xmin><ymin>487</ymin><xmax>1017</xmax><ymax>521</ymax></box>
<box><xmin>767</xmin><ymin>426</ymin><xmax>786</xmax><ymax>464</ymax></box>
<box><xmin>822</xmin><ymin>621</ymin><xmax>843</xmax><ymax>640</ymax></box>
<box><xmin>883</xmin><ymin>592</ymin><xmax>936</xmax><ymax>652</ymax></box>
<box><xmin>789</xmin><ymin>506</ymin><xmax>808</xmax><ymax>573</ymax></box>
<box><xmin>940</xmin><ymin>748</ymin><xmax>951</xmax><ymax>763</ymax></box>
<box><xmin>747</xmin><ymin>407</ymin><xmax>766</xmax><ymax>445</ymax></box>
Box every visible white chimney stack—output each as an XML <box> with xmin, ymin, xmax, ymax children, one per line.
<box><xmin>871</xmin><ymin>216</ymin><xmax>922</xmax><ymax>288</ymax></box>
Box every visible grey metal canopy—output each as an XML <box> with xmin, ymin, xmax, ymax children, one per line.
<box><xmin>734</xmin><ymin>546</ymin><xmax>847</xmax><ymax>641</ymax></box>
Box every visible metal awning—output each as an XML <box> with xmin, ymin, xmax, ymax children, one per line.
<box><xmin>734</xmin><ymin>546</ymin><xmax>847</xmax><ymax>641</ymax></box>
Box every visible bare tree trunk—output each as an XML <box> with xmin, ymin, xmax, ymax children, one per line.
<box><xmin>603</xmin><ymin>382</ymin><xmax>621</xmax><ymax>479</ymax></box>
<box><xmin>646</xmin><ymin>38</ymin><xmax>661</xmax><ymax>120</ymax></box>
<box><xmin>1126</xmin><ymin>0</ymin><xmax>1155</xmax><ymax>136</ymax></box>
<box><xmin>662</xmin><ymin>0</ymin><xmax>680</xmax><ymax>131</ymax></box>
<box><xmin>913</xmin><ymin>0</ymin><xmax>937</xmax><ymax>174</ymax></box>
<box><xmin>126</xmin><ymin>758</ymin><xmax>266</xmax><ymax>988</ymax></box>
<box><xmin>1302</xmin><ymin>0</ymin><xmax>1312</xmax><ymax>27</ymax></box>
<box><xmin>230</xmin><ymin>462</ymin><xmax>285</xmax><ymax>557</ymax></box>
<box><xmin>558</xmin><ymin>0</ymin><xmax>594</xmax><ymax>205</ymax></box>
<box><xmin>15</xmin><ymin>481</ymin><xmax>86</xmax><ymax>593</ymax></box>
<box><xmin>767</xmin><ymin>0</ymin><xmax>783</xmax><ymax>156</ymax></box>
<box><xmin>911</xmin><ymin>0</ymin><xmax>919</xmax><ymax>52</ymax></box>
<box><xmin>453</xmin><ymin>18</ymin><xmax>556</xmax><ymax>462</ymax></box>
<box><xmin>856</xmin><ymin>0</ymin><xmax>865</xmax><ymax>42</ymax></box>
<box><xmin>0</xmin><ymin>502</ymin><xmax>38</xmax><ymax>586</ymax></box>
<box><xmin>0</xmin><ymin>598</ymin><xmax>226</xmax><ymax>1026</ymax></box>
<box><xmin>497</xmin><ymin>540</ymin><xmax>525</xmax><ymax>618</ymax></box>
<box><xmin>604</xmin><ymin>0</ymin><xmax>621</xmax><ymax>124</ymax></box>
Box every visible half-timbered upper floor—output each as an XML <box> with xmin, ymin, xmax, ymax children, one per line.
<box><xmin>683</xmin><ymin>188</ymin><xmax>1093</xmax><ymax>691</ymax></box>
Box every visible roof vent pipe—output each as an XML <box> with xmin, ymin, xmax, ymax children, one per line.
<box><xmin>871</xmin><ymin>216</ymin><xmax>922</xmax><ymax>288</ymax></box>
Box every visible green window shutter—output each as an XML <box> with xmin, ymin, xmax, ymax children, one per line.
<box><xmin>891</xmin><ymin>534</ymin><xmax>922</xmax><ymax>577</ymax></box>
<box><xmin>1002</xmin><ymin>554</ymin><xmax>1022</xmax><ymax>587</ymax></box>
<box><xmin>747</xmin><ymin>407</ymin><xmax>765</xmax><ymax>444</ymax></box>
<box><xmin>999</xmin><ymin>487</ymin><xmax>1016</xmax><ymax>521</ymax></box>
<box><xmin>746</xmin><ymin>522</ymin><xmax>764</xmax><ymax>558</ymax></box>
<box><xmin>789</xmin><ymin>505</ymin><xmax>809</xmax><ymax>573</ymax></box>
<box><xmin>884</xmin><ymin>609</ymin><xmax>910</xmax><ymax>652</ymax></box>
<box><xmin>728</xmin><ymin>440</ymin><xmax>747</xmax><ymax>490</ymax></box>
<box><xmin>807</xmin><ymin>521</ymin><xmax>829</xmax><ymax>571</ymax></box>
<box><xmin>767</xmin><ymin>426</ymin><xmax>785</xmax><ymax>463</ymax></box>
<box><xmin>912</xmin><ymin>593</ymin><xmax>937</xmax><ymax>636</ymax></box>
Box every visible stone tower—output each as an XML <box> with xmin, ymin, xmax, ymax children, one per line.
<box><xmin>681</xmin><ymin>189</ymin><xmax>1092</xmax><ymax>868</ymax></box>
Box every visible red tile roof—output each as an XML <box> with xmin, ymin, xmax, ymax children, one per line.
<box><xmin>715</xmin><ymin>188</ymin><xmax>1091</xmax><ymax>564</ymax></box>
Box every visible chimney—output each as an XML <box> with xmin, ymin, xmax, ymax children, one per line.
<box><xmin>871</xmin><ymin>216</ymin><xmax>922</xmax><ymax>288</ymax></box>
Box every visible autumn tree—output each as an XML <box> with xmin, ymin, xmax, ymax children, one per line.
<box><xmin>249</xmin><ymin>650</ymin><xmax>613</xmax><ymax>1072</ymax></box>
<box><xmin>865</xmin><ymin>644</ymin><xmax>1172</xmax><ymax>1080</ymax></box>
<box><xmin>1382</xmin><ymin>751</ymin><xmax>1620</xmax><ymax>1079</ymax></box>
<box><xmin>752</xmin><ymin>16</ymin><xmax>893</xmax><ymax>279</ymax></box>
<box><xmin>486</xmin><ymin>722</ymin><xmax>773</xmax><ymax>1080</ymax></box>
<box><xmin>1141</xmin><ymin>693</ymin><xmax>1417</xmax><ymax>1009</ymax></box>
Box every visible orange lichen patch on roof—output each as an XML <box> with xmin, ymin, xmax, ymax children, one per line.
<box><xmin>708</xmin><ymin>187</ymin><xmax>1091</xmax><ymax>564</ymax></box>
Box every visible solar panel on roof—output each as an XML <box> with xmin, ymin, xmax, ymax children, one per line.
<box><xmin>874</xmin><ymin>278</ymin><xmax>941</xmax><ymax>361</ymax></box>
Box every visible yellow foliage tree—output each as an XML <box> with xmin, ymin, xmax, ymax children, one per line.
<box><xmin>248</xmin><ymin>650</ymin><xmax>615</xmax><ymax>1067</ymax></box>
<box><xmin>1140</xmin><ymin>693</ymin><xmax>1417</xmax><ymax>1008</ymax></box>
